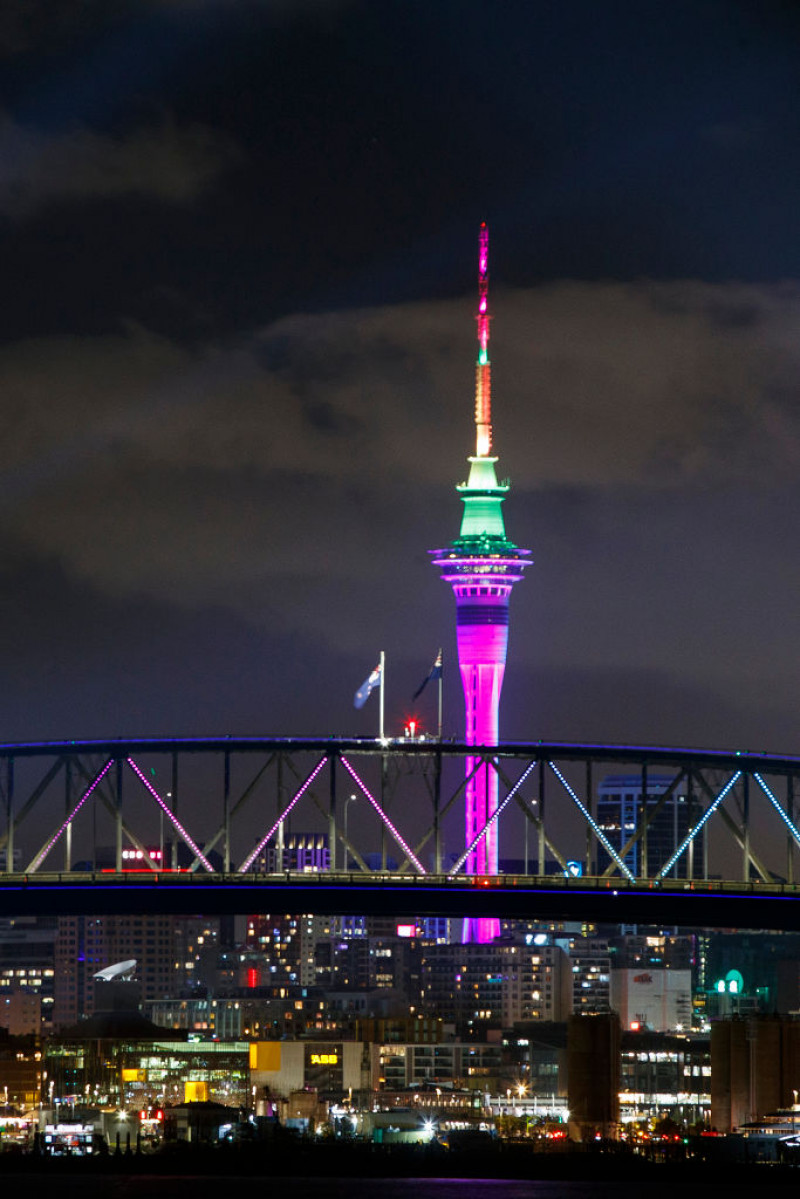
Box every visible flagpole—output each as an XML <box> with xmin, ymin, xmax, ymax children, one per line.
<box><xmin>437</xmin><ymin>647</ymin><xmax>443</xmax><ymax>741</ymax></box>
<box><xmin>379</xmin><ymin>649</ymin><xmax>385</xmax><ymax>741</ymax></box>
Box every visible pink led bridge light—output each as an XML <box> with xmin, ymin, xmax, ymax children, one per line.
<box><xmin>340</xmin><ymin>756</ymin><xmax>426</xmax><ymax>874</ymax></box>
<box><xmin>239</xmin><ymin>756</ymin><xmax>327</xmax><ymax>873</ymax></box>
<box><xmin>27</xmin><ymin>758</ymin><xmax>115</xmax><ymax>872</ymax></box>
<box><xmin>126</xmin><ymin>757</ymin><xmax>214</xmax><ymax>873</ymax></box>
<box><xmin>449</xmin><ymin>759</ymin><xmax>537</xmax><ymax>878</ymax></box>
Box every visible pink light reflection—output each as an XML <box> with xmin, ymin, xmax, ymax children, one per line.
<box><xmin>340</xmin><ymin>755</ymin><xmax>426</xmax><ymax>874</ymax></box>
<box><xmin>126</xmin><ymin>757</ymin><xmax>214</xmax><ymax>872</ymax></box>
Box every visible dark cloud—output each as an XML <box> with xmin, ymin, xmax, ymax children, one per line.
<box><xmin>0</xmin><ymin>0</ymin><xmax>798</xmax><ymax>769</ymax></box>
<box><xmin>0</xmin><ymin>115</ymin><xmax>238</xmax><ymax>217</ymax></box>
<box><xmin>2</xmin><ymin>280</ymin><xmax>799</xmax><ymax>607</ymax></box>
<box><xmin>302</xmin><ymin>399</ymin><xmax>358</xmax><ymax>437</ymax></box>
<box><xmin>0</xmin><ymin>2</ymin><xmax>112</xmax><ymax>56</ymax></box>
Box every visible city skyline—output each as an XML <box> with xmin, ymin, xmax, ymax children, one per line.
<box><xmin>0</xmin><ymin>4</ymin><xmax>798</xmax><ymax>765</ymax></box>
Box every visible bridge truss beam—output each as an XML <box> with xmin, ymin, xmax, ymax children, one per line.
<box><xmin>0</xmin><ymin>737</ymin><xmax>797</xmax><ymax>892</ymax></box>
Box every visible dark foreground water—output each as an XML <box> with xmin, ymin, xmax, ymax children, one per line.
<box><xmin>0</xmin><ymin>1169</ymin><xmax>798</xmax><ymax>1199</ymax></box>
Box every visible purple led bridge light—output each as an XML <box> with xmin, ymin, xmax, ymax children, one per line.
<box><xmin>340</xmin><ymin>755</ymin><xmax>426</xmax><ymax>874</ymax></box>
<box><xmin>239</xmin><ymin>756</ymin><xmax>327</xmax><ymax>873</ymax></box>
<box><xmin>126</xmin><ymin>757</ymin><xmax>214</xmax><ymax>873</ymax></box>
<box><xmin>27</xmin><ymin>758</ymin><xmax>114</xmax><ymax>872</ymax></box>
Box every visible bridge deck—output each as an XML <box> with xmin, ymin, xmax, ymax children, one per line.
<box><xmin>1</xmin><ymin>869</ymin><xmax>799</xmax><ymax>928</ymax></box>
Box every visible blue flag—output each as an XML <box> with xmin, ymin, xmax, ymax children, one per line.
<box><xmin>412</xmin><ymin>649</ymin><xmax>443</xmax><ymax>700</ymax></box>
<box><xmin>354</xmin><ymin>663</ymin><xmax>382</xmax><ymax>709</ymax></box>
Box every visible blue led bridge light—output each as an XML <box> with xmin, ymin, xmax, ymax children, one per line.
<box><xmin>548</xmin><ymin>762</ymin><xmax>635</xmax><ymax>881</ymax></box>
<box><xmin>656</xmin><ymin>770</ymin><xmax>741</xmax><ymax>880</ymax></box>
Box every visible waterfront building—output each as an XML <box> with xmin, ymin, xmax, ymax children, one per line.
<box><xmin>619</xmin><ymin>1029</ymin><xmax>710</xmax><ymax>1126</ymax></box>
<box><xmin>502</xmin><ymin>1021</ymin><xmax>568</xmax><ymax>1104</ymax></box>
<box><xmin>147</xmin><ymin>989</ymin><xmax>339</xmax><ymax>1039</ymax></box>
<box><xmin>376</xmin><ymin>1040</ymin><xmax>504</xmax><ymax>1092</ymax></box>
<box><xmin>249</xmin><ymin>1037</ymin><xmax>504</xmax><ymax>1098</ymax></box>
<box><xmin>0</xmin><ymin>1035</ymin><xmax>42</xmax><ymax>1108</ymax></box>
<box><xmin>44</xmin><ymin>1012</ymin><xmax>250</xmax><ymax>1108</ymax></box>
<box><xmin>250</xmin><ymin>1039</ymin><xmax>370</xmax><ymax>1100</ymax></box>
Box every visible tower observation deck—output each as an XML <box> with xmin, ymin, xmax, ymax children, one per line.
<box><xmin>432</xmin><ymin>225</ymin><xmax>531</xmax><ymax>943</ymax></box>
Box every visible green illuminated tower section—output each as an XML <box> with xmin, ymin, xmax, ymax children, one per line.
<box><xmin>432</xmin><ymin>224</ymin><xmax>531</xmax><ymax>943</ymax></box>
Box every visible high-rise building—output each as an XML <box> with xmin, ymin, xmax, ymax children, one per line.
<box><xmin>608</xmin><ymin>932</ymin><xmax>695</xmax><ymax>1031</ymax></box>
<box><xmin>53</xmin><ymin>914</ymin><xmax>177</xmax><ymax>1029</ymax></box>
<box><xmin>610</xmin><ymin>968</ymin><xmax>693</xmax><ymax>1032</ymax></box>
<box><xmin>432</xmin><ymin>225</ymin><xmax>530</xmax><ymax>943</ymax></box>
<box><xmin>596</xmin><ymin>773</ymin><xmax>705</xmax><ymax>878</ymax></box>
<box><xmin>420</xmin><ymin>940</ymin><xmax>506</xmax><ymax>1034</ymax></box>
<box><xmin>0</xmin><ymin>916</ymin><xmax>56</xmax><ymax>1034</ymax></box>
<box><xmin>419</xmin><ymin>938</ymin><xmax>570</xmax><ymax>1034</ymax></box>
<box><xmin>498</xmin><ymin>941</ymin><xmax>573</xmax><ymax>1026</ymax></box>
<box><xmin>245</xmin><ymin>913</ymin><xmax>333</xmax><ymax>988</ymax></box>
<box><xmin>569</xmin><ymin>937</ymin><xmax>612</xmax><ymax>1015</ymax></box>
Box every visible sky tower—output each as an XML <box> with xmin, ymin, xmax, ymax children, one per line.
<box><xmin>432</xmin><ymin>225</ymin><xmax>531</xmax><ymax>943</ymax></box>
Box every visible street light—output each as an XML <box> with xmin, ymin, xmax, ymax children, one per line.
<box><xmin>343</xmin><ymin>794</ymin><xmax>357</xmax><ymax>869</ymax></box>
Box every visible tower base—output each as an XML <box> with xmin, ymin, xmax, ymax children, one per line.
<box><xmin>462</xmin><ymin>916</ymin><xmax>500</xmax><ymax>944</ymax></box>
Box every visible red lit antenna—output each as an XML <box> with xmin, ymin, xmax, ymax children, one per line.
<box><xmin>475</xmin><ymin>222</ymin><xmax>492</xmax><ymax>456</ymax></box>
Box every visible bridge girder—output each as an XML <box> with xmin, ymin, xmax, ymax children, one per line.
<box><xmin>0</xmin><ymin>738</ymin><xmax>796</xmax><ymax>914</ymax></box>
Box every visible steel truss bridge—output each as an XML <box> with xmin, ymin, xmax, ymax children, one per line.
<box><xmin>2</xmin><ymin>736</ymin><xmax>800</xmax><ymax>928</ymax></box>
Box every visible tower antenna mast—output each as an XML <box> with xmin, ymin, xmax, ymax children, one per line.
<box><xmin>475</xmin><ymin>222</ymin><xmax>492</xmax><ymax>457</ymax></box>
<box><xmin>431</xmin><ymin>224</ymin><xmax>531</xmax><ymax>943</ymax></box>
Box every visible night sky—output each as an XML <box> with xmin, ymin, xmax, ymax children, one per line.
<box><xmin>1</xmin><ymin>0</ymin><xmax>800</xmax><ymax>755</ymax></box>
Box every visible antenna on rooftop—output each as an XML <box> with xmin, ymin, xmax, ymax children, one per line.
<box><xmin>93</xmin><ymin>959</ymin><xmax>137</xmax><ymax>982</ymax></box>
<box><xmin>475</xmin><ymin>222</ymin><xmax>492</xmax><ymax>457</ymax></box>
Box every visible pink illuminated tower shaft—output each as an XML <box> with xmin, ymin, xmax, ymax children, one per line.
<box><xmin>432</xmin><ymin>225</ymin><xmax>530</xmax><ymax>943</ymax></box>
